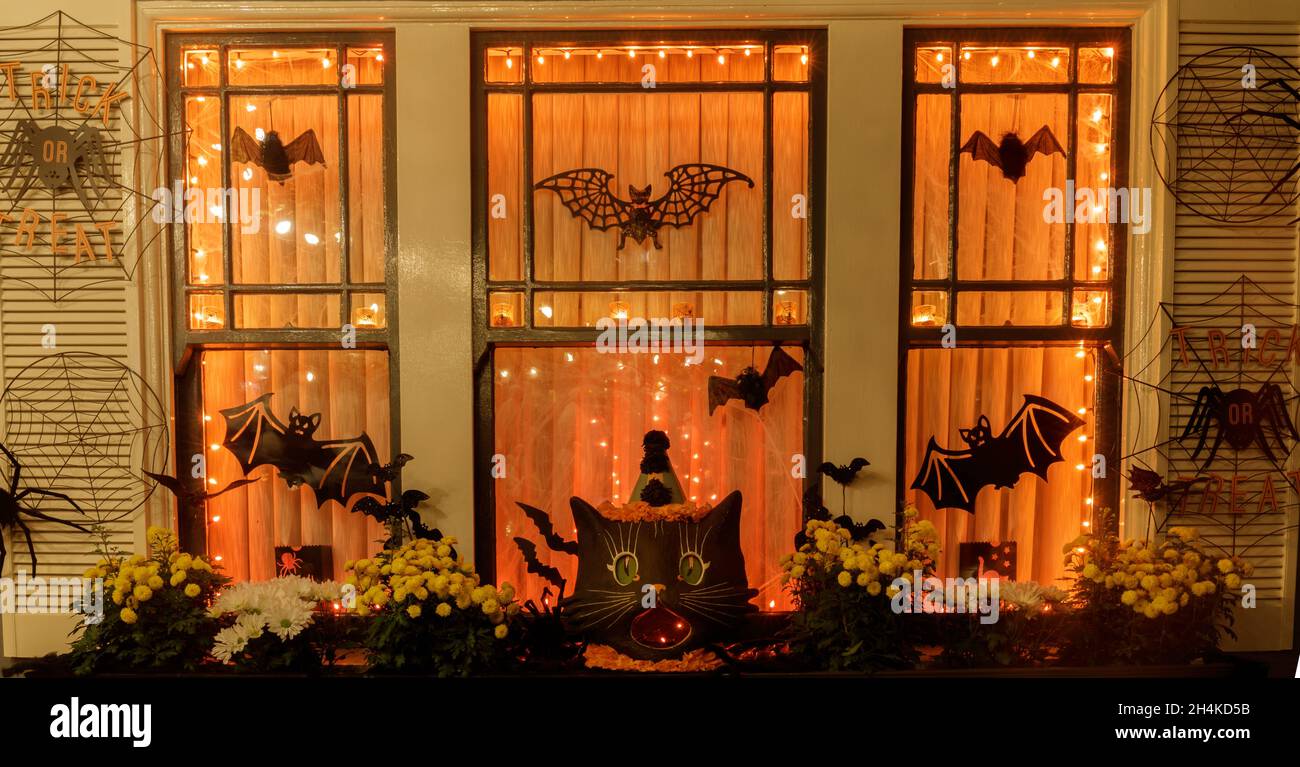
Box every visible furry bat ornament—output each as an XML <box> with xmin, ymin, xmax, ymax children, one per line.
<box><xmin>910</xmin><ymin>394</ymin><xmax>1084</xmax><ymax>513</ymax></box>
<box><xmin>220</xmin><ymin>393</ymin><xmax>385</xmax><ymax>509</ymax></box>
<box><xmin>535</xmin><ymin>163</ymin><xmax>752</xmax><ymax>249</ymax></box>
<box><xmin>230</xmin><ymin>127</ymin><xmax>326</xmax><ymax>184</ymax></box>
<box><xmin>1126</xmin><ymin>467</ymin><xmax>1201</xmax><ymax>505</ymax></box>
<box><xmin>960</xmin><ymin>125</ymin><xmax>1065</xmax><ymax>182</ymax></box>
<box><xmin>707</xmin><ymin>346</ymin><xmax>804</xmax><ymax>415</ymax></box>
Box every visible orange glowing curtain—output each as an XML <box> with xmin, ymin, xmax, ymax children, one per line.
<box><xmin>201</xmin><ymin>350</ymin><xmax>389</xmax><ymax>582</ymax></box>
<box><xmin>905</xmin><ymin>55</ymin><xmax>1104</xmax><ymax>587</ymax></box>
<box><xmin>494</xmin><ymin>347</ymin><xmax>804</xmax><ymax>611</ymax></box>
<box><xmin>187</xmin><ymin>49</ymin><xmax>389</xmax><ymax>582</ymax></box>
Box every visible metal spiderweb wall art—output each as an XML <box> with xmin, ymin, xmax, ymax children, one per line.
<box><xmin>1150</xmin><ymin>46</ymin><xmax>1300</xmax><ymax>224</ymax></box>
<box><xmin>0</xmin><ymin>11</ymin><xmax>174</xmax><ymax>302</ymax></box>
<box><xmin>1115</xmin><ymin>277</ymin><xmax>1300</xmax><ymax>568</ymax></box>
<box><xmin>0</xmin><ymin>353</ymin><xmax>168</xmax><ymax>569</ymax></box>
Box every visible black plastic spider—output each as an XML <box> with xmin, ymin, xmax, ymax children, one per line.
<box><xmin>1179</xmin><ymin>383</ymin><xmax>1300</xmax><ymax>470</ymax></box>
<box><xmin>0</xmin><ymin>444</ymin><xmax>92</xmax><ymax>575</ymax></box>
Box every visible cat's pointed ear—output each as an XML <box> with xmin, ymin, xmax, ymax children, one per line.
<box><xmin>702</xmin><ymin>491</ymin><xmax>743</xmax><ymax>543</ymax></box>
<box><xmin>568</xmin><ymin>497</ymin><xmax>603</xmax><ymax>539</ymax></box>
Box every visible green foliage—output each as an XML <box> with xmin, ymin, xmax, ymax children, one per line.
<box><xmin>361</xmin><ymin>603</ymin><xmax>503</xmax><ymax>677</ymax></box>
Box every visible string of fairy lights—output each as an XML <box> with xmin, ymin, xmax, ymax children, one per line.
<box><xmin>491</xmin><ymin>44</ymin><xmax>810</xmax><ymax>74</ymax></box>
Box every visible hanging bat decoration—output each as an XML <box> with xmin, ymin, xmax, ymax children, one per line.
<box><xmin>220</xmin><ymin>393</ymin><xmax>385</xmax><ymax>510</ymax></box>
<box><xmin>960</xmin><ymin>125</ymin><xmax>1065</xmax><ymax>182</ymax></box>
<box><xmin>910</xmin><ymin>394</ymin><xmax>1085</xmax><ymax>513</ymax></box>
<box><xmin>144</xmin><ymin>471</ymin><xmax>262</xmax><ymax>505</ymax></box>
<box><xmin>819</xmin><ymin>458</ymin><xmax>870</xmax><ymax>486</ymax></box>
<box><xmin>230</xmin><ymin>128</ymin><xmax>326</xmax><ymax>184</ymax></box>
<box><xmin>708</xmin><ymin>346</ymin><xmax>804</xmax><ymax>415</ymax></box>
<box><xmin>534</xmin><ymin>163</ymin><xmax>753</xmax><ymax>249</ymax></box>
<box><xmin>1126</xmin><ymin>467</ymin><xmax>1203</xmax><ymax>505</ymax></box>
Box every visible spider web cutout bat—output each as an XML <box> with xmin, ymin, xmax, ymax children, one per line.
<box><xmin>230</xmin><ymin>128</ymin><xmax>326</xmax><ymax>184</ymax></box>
<box><xmin>220</xmin><ymin>393</ymin><xmax>384</xmax><ymax>509</ymax></box>
<box><xmin>708</xmin><ymin>346</ymin><xmax>804</xmax><ymax>414</ymax></box>
<box><xmin>960</xmin><ymin>125</ymin><xmax>1065</xmax><ymax>182</ymax></box>
<box><xmin>910</xmin><ymin>394</ymin><xmax>1085</xmax><ymax>513</ymax></box>
<box><xmin>535</xmin><ymin>163</ymin><xmax>753</xmax><ymax>249</ymax></box>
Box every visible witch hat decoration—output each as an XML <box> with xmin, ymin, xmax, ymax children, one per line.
<box><xmin>625</xmin><ymin>430</ymin><xmax>687</xmax><ymax>506</ymax></box>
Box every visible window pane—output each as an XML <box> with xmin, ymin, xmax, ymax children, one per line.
<box><xmin>959</xmin><ymin>44</ymin><xmax>1069</xmax><ymax>84</ymax></box>
<box><xmin>350</xmin><ymin>293</ymin><xmax>387</xmax><ymax>329</ymax></box>
<box><xmin>773</xmin><ymin>92</ymin><xmax>809</xmax><ymax>281</ymax></box>
<box><xmin>348</xmin><ymin>93</ymin><xmax>385</xmax><ymax>282</ymax></box>
<box><xmin>494</xmin><ymin>345</ymin><xmax>803</xmax><ymax>610</ymax></box>
<box><xmin>1078</xmin><ymin>46</ymin><xmax>1117</xmax><ymax>83</ymax></box>
<box><xmin>189</xmin><ymin>293</ymin><xmax>225</xmax><ymax>330</ymax></box>
<box><xmin>200</xmin><ymin>348</ymin><xmax>390</xmax><ymax>581</ymax></box>
<box><xmin>903</xmin><ymin>346</ymin><xmax>1096</xmax><ymax>585</ymax></box>
<box><xmin>914</xmin><ymin>45</ymin><xmax>952</xmax><ymax>83</ymax></box>
<box><xmin>228</xmin><ymin>47</ymin><xmax>338</xmax><ymax>86</ymax></box>
<box><xmin>182</xmin><ymin>47</ymin><xmax>219</xmax><ymax>87</ymax></box>
<box><xmin>234</xmin><ymin>293</ymin><xmax>340</xmax><ymax>329</ymax></box>
<box><xmin>772</xmin><ymin>289</ymin><xmax>807</xmax><ymax>325</ymax></box>
<box><xmin>1075</xmin><ymin>92</ymin><xmax>1114</xmax><ymax>280</ymax></box>
<box><xmin>531</xmin><ymin>91</ymin><xmax>762</xmax><ymax>282</ymax></box>
<box><xmin>913</xmin><ymin>94</ymin><xmax>951</xmax><ymax>279</ymax></box>
<box><xmin>487</xmin><ymin>93</ymin><xmax>524</xmax><ymax>281</ymax></box>
<box><xmin>773</xmin><ymin>44</ymin><xmax>811</xmax><ymax>82</ymax></box>
<box><xmin>484</xmin><ymin>46</ymin><xmax>523</xmax><ymax>83</ymax></box>
<box><xmin>910</xmin><ymin>290</ymin><xmax>948</xmax><ymax>327</ymax></box>
<box><xmin>956</xmin><ymin>291</ymin><xmax>1064</xmax><ymax>326</ymax></box>
<box><xmin>1071</xmin><ymin>289</ymin><xmax>1109</xmax><ymax>328</ymax></box>
<box><xmin>489</xmin><ymin>291</ymin><xmax>524</xmax><ymax>327</ymax></box>
<box><xmin>184</xmin><ymin>95</ymin><xmax>224</xmax><ymax>285</ymax></box>
<box><xmin>958</xmin><ymin>93</ymin><xmax>1068</xmax><ymax>281</ymax></box>
<box><xmin>230</xmin><ymin>95</ymin><xmax>340</xmax><ymax>284</ymax></box>
<box><xmin>346</xmin><ymin>46</ymin><xmax>385</xmax><ymax>85</ymax></box>
<box><xmin>533</xmin><ymin>291</ymin><xmax>763</xmax><ymax>326</ymax></box>
<box><xmin>530</xmin><ymin>45</ymin><xmax>765</xmax><ymax>84</ymax></box>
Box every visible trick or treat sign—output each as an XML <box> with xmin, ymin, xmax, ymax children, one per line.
<box><xmin>1118</xmin><ymin>276</ymin><xmax>1300</xmax><ymax>554</ymax></box>
<box><xmin>0</xmin><ymin>12</ymin><xmax>168</xmax><ymax>302</ymax></box>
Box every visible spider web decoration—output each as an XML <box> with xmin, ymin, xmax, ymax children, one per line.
<box><xmin>1150</xmin><ymin>46</ymin><xmax>1300</xmax><ymax>224</ymax></box>
<box><xmin>0</xmin><ymin>352</ymin><xmax>168</xmax><ymax>528</ymax></box>
<box><xmin>0</xmin><ymin>11</ymin><xmax>173</xmax><ymax>302</ymax></box>
<box><xmin>1117</xmin><ymin>276</ymin><xmax>1300</xmax><ymax>568</ymax></box>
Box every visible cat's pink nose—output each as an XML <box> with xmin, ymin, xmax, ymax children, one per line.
<box><xmin>631</xmin><ymin>605</ymin><xmax>692</xmax><ymax>649</ymax></box>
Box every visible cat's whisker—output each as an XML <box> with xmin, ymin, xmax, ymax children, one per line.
<box><xmin>677</xmin><ymin>601</ymin><xmax>731</xmax><ymax>625</ymax></box>
<box><xmin>571</xmin><ymin>596</ymin><xmax>637</xmax><ymax>618</ymax></box>
<box><xmin>594</xmin><ymin>601</ymin><xmax>638</xmax><ymax>628</ymax></box>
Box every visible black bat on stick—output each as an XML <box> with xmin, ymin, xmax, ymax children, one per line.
<box><xmin>708</xmin><ymin>346</ymin><xmax>804</xmax><ymax>415</ymax></box>
<box><xmin>230</xmin><ymin>128</ymin><xmax>326</xmax><ymax>184</ymax></box>
<box><xmin>535</xmin><ymin>163</ymin><xmax>753</xmax><ymax>249</ymax></box>
<box><xmin>220</xmin><ymin>393</ymin><xmax>385</xmax><ymax>509</ymax></box>
<box><xmin>144</xmin><ymin>471</ymin><xmax>261</xmax><ymax>505</ymax></box>
<box><xmin>960</xmin><ymin>125</ymin><xmax>1065</xmax><ymax>182</ymax></box>
<box><xmin>910</xmin><ymin>394</ymin><xmax>1085</xmax><ymax>513</ymax></box>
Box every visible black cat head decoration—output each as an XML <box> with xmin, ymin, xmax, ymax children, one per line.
<box><xmin>562</xmin><ymin>492</ymin><xmax>756</xmax><ymax>660</ymax></box>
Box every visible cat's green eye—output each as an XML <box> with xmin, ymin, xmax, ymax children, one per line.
<box><xmin>610</xmin><ymin>552</ymin><xmax>639</xmax><ymax>586</ymax></box>
<box><xmin>679</xmin><ymin>553</ymin><xmax>708</xmax><ymax>586</ymax></box>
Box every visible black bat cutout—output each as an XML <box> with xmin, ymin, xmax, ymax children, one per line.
<box><xmin>1126</xmin><ymin>467</ymin><xmax>1200</xmax><ymax>505</ymax></box>
<box><xmin>144</xmin><ymin>471</ymin><xmax>261</xmax><ymax>505</ymax></box>
<box><xmin>220</xmin><ymin>393</ymin><xmax>385</xmax><ymax>510</ymax></box>
<box><xmin>910</xmin><ymin>394</ymin><xmax>1085</xmax><ymax>513</ymax></box>
<box><xmin>960</xmin><ymin>125</ymin><xmax>1065</xmax><ymax>182</ymax></box>
<box><xmin>708</xmin><ymin>346</ymin><xmax>804</xmax><ymax>415</ymax></box>
<box><xmin>819</xmin><ymin>457</ymin><xmax>870</xmax><ymax>486</ymax></box>
<box><xmin>535</xmin><ymin>163</ymin><xmax>753</xmax><ymax>249</ymax></box>
<box><xmin>513</xmin><ymin>536</ymin><xmax>566</xmax><ymax>591</ymax></box>
<box><xmin>230</xmin><ymin>128</ymin><xmax>327</xmax><ymax>184</ymax></box>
